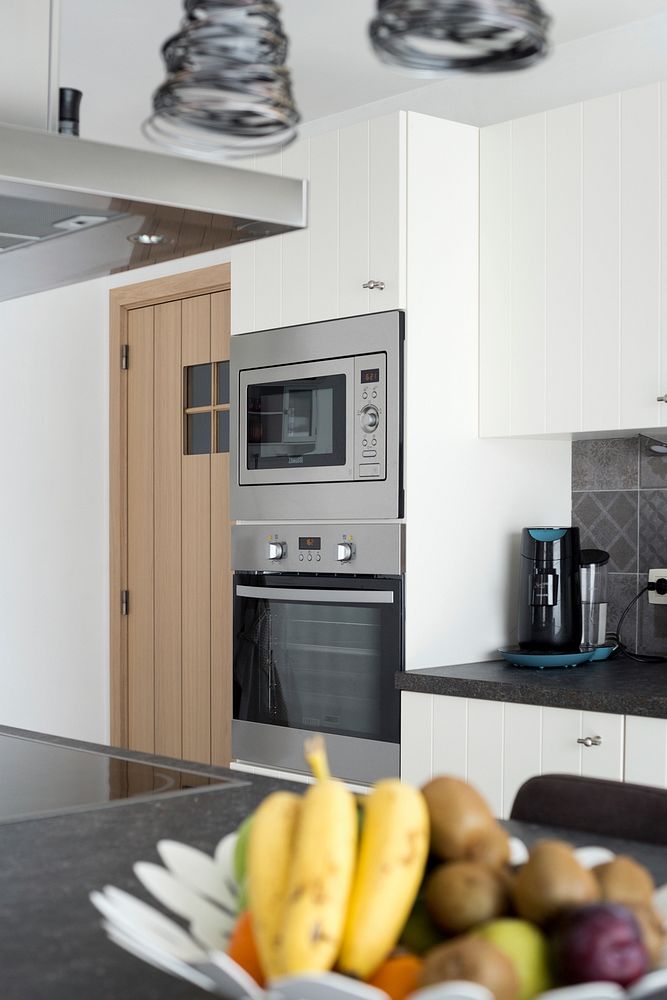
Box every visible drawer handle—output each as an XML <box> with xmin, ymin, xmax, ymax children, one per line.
<box><xmin>362</xmin><ymin>280</ymin><xmax>385</xmax><ymax>291</ymax></box>
<box><xmin>658</xmin><ymin>395</ymin><xmax>667</xmax><ymax>403</ymax></box>
<box><xmin>577</xmin><ymin>735</ymin><xmax>602</xmax><ymax>748</ymax></box>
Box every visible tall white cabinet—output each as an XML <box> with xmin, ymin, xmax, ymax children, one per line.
<box><xmin>229</xmin><ymin>110</ymin><xmax>572</xmax><ymax>671</ymax></box>
<box><xmin>479</xmin><ymin>81</ymin><xmax>667</xmax><ymax>439</ymax></box>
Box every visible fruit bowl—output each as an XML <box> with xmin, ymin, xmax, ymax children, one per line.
<box><xmin>91</xmin><ymin>834</ymin><xmax>667</xmax><ymax>1000</ymax></box>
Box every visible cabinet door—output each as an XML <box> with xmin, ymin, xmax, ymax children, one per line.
<box><xmin>480</xmin><ymin>83</ymin><xmax>664</xmax><ymax>438</ymax></box>
<box><xmin>625</xmin><ymin>715</ymin><xmax>667</xmax><ymax>788</ymax></box>
<box><xmin>400</xmin><ymin>692</ymin><xmax>433</xmax><ymax>788</ymax></box>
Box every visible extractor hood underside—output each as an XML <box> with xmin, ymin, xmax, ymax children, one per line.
<box><xmin>0</xmin><ymin>124</ymin><xmax>306</xmax><ymax>302</ymax></box>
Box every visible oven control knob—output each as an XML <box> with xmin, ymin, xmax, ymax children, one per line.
<box><xmin>360</xmin><ymin>406</ymin><xmax>379</xmax><ymax>433</ymax></box>
<box><xmin>337</xmin><ymin>542</ymin><xmax>355</xmax><ymax>563</ymax></box>
<box><xmin>267</xmin><ymin>541</ymin><xmax>286</xmax><ymax>561</ymax></box>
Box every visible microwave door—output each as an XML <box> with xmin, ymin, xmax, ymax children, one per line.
<box><xmin>239</xmin><ymin>357</ymin><xmax>355</xmax><ymax>487</ymax></box>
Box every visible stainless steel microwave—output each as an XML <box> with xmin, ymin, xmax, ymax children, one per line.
<box><xmin>230</xmin><ymin>311</ymin><xmax>404</xmax><ymax>521</ymax></box>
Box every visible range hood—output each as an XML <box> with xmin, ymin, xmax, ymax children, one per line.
<box><xmin>0</xmin><ymin>121</ymin><xmax>307</xmax><ymax>302</ymax></box>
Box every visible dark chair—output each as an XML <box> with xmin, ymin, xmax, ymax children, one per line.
<box><xmin>510</xmin><ymin>774</ymin><xmax>667</xmax><ymax>846</ymax></box>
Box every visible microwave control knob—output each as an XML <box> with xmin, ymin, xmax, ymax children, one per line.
<box><xmin>337</xmin><ymin>542</ymin><xmax>355</xmax><ymax>563</ymax></box>
<box><xmin>360</xmin><ymin>406</ymin><xmax>379</xmax><ymax>433</ymax></box>
<box><xmin>267</xmin><ymin>541</ymin><xmax>286</xmax><ymax>561</ymax></box>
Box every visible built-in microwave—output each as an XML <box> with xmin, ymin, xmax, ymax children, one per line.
<box><xmin>230</xmin><ymin>311</ymin><xmax>404</xmax><ymax>521</ymax></box>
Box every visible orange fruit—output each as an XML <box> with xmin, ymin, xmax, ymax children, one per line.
<box><xmin>369</xmin><ymin>953</ymin><xmax>424</xmax><ymax>1000</ymax></box>
<box><xmin>227</xmin><ymin>910</ymin><xmax>265</xmax><ymax>986</ymax></box>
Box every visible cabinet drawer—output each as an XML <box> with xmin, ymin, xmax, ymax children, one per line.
<box><xmin>625</xmin><ymin>716</ymin><xmax>667</xmax><ymax>788</ymax></box>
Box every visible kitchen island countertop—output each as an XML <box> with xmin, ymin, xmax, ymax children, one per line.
<box><xmin>396</xmin><ymin>656</ymin><xmax>667</xmax><ymax>718</ymax></box>
<box><xmin>4</xmin><ymin>725</ymin><xmax>667</xmax><ymax>999</ymax></box>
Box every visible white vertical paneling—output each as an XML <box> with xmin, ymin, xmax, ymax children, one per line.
<box><xmin>400</xmin><ymin>692</ymin><xmax>433</xmax><ymax>787</ymax></box>
<box><xmin>309</xmin><ymin>130</ymin><xmax>340</xmax><ymax>322</ymax></box>
<box><xmin>581</xmin><ymin>711</ymin><xmax>624</xmax><ymax>780</ymax></box>
<box><xmin>582</xmin><ymin>94</ymin><xmax>621</xmax><ymax>431</ymax></box>
<box><xmin>510</xmin><ymin>114</ymin><xmax>547</xmax><ymax>435</ymax></box>
<box><xmin>281</xmin><ymin>140</ymin><xmax>310</xmax><ymax>327</ymax></box>
<box><xmin>620</xmin><ymin>85</ymin><xmax>662</xmax><ymax>429</ymax></box>
<box><xmin>369</xmin><ymin>113</ymin><xmax>406</xmax><ymax>310</ymax></box>
<box><xmin>230</xmin><ymin>242</ymin><xmax>255</xmax><ymax>335</ymax></box>
<box><xmin>253</xmin><ymin>151</ymin><xmax>284</xmax><ymax>331</ymax></box>
<box><xmin>542</xmin><ymin>706</ymin><xmax>582</xmax><ymax>776</ymax></box>
<box><xmin>546</xmin><ymin>104</ymin><xmax>583</xmax><ymax>433</ymax></box>
<box><xmin>480</xmin><ymin>123</ymin><xmax>512</xmax><ymax>438</ymax></box>
<box><xmin>662</xmin><ymin>83</ymin><xmax>667</xmax><ymax>423</ymax></box>
<box><xmin>503</xmin><ymin>703</ymin><xmax>542</xmax><ymax>818</ymax></box>
<box><xmin>339</xmin><ymin>121</ymin><xmax>371</xmax><ymax>318</ymax></box>
<box><xmin>625</xmin><ymin>715</ymin><xmax>667</xmax><ymax>787</ymax></box>
<box><xmin>467</xmin><ymin>700</ymin><xmax>505</xmax><ymax>818</ymax></box>
<box><xmin>432</xmin><ymin>695</ymin><xmax>468</xmax><ymax>781</ymax></box>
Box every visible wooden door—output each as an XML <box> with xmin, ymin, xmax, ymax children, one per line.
<box><xmin>110</xmin><ymin>264</ymin><xmax>232</xmax><ymax>766</ymax></box>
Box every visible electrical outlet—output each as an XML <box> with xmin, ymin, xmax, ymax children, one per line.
<box><xmin>648</xmin><ymin>569</ymin><xmax>667</xmax><ymax>605</ymax></box>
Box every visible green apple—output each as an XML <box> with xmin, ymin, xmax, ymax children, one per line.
<box><xmin>473</xmin><ymin>918</ymin><xmax>552</xmax><ymax>1000</ymax></box>
<box><xmin>233</xmin><ymin>814</ymin><xmax>253</xmax><ymax>886</ymax></box>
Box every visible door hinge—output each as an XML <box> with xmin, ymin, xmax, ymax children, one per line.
<box><xmin>121</xmin><ymin>590</ymin><xmax>129</xmax><ymax>616</ymax></box>
<box><xmin>120</xmin><ymin>344</ymin><xmax>129</xmax><ymax>371</ymax></box>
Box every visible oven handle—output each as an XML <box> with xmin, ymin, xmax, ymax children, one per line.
<box><xmin>235</xmin><ymin>585</ymin><xmax>394</xmax><ymax>605</ymax></box>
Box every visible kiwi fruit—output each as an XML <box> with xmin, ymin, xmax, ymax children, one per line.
<box><xmin>512</xmin><ymin>840</ymin><xmax>600</xmax><ymax>925</ymax></box>
<box><xmin>594</xmin><ymin>856</ymin><xmax>655</xmax><ymax>907</ymax></box>
<box><xmin>627</xmin><ymin>901</ymin><xmax>667</xmax><ymax>969</ymax></box>
<box><xmin>425</xmin><ymin>861</ymin><xmax>511</xmax><ymax>934</ymax></box>
<box><xmin>421</xmin><ymin>936</ymin><xmax>520</xmax><ymax>1000</ymax></box>
<box><xmin>421</xmin><ymin>776</ymin><xmax>497</xmax><ymax>862</ymax></box>
<box><xmin>467</xmin><ymin>822</ymin><xmax>512</xmax><ymax>869</ymax></box>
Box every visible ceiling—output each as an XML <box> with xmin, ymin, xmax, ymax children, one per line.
<box><xmin>59</xmin><ymin>0</ymin><xmax>667</xmax><ymax>150</ymax></box>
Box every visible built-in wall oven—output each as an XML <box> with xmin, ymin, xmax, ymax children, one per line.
<box><xmin>230</xmin><ymin>311</ymin><xmax>404</xmax><ymax>521</ymax></box>
<box><xmin>232</xmin><ymin>523</ymin><xmax>404</xmax><ymax>784</ymax></box>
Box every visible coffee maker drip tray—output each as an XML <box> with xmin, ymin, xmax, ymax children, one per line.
<box><xmin>498</xmin><ymin>647</ymin><xmax>597</xmax><ymax>669</ymax></box>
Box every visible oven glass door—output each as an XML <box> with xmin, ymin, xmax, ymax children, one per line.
<box><xmin>233</xmin><ymin>574</ymin><xmax>402</xmax><ymax>744</ymax></box>
<box><xmin>239</xmin><ymin>358</ymin><xmax>354</xmax><ymax>485</ymax></box>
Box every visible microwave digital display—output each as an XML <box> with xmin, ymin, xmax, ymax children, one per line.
<box><xmin>361</xmin><ymin>368</ymin><xmax>380</xmax><ymax>384</ymax></box>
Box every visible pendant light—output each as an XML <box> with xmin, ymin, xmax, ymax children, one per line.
<box><xmin>144</xmin><ymin>0</ymin><xmax>300</xmax><ymax>159</ymax></box>
<box><xmin>369</xmin><ymin>0</ymin><xmax>552</xmax><ymax>75</ymax></box>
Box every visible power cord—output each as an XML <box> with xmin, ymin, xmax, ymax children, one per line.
<box><xmin>607</xmin><ymin>579</ymin><xmax>667</xmax><ymax>663</ymax></box>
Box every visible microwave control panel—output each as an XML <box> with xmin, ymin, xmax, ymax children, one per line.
<box><xmin>354</xmin><ymin>353</ymin><xmax>386</xmax><ymax>481</ymax></box>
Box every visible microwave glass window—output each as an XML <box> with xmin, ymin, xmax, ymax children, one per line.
<box><xmin>246</xmin><ymin>374</ymin><xmax>346</xmax><ymax>470</ymax></box>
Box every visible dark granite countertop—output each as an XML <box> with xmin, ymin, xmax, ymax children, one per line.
<box><xmin>4</xmin><ymin>726</ymin><xmax>667</xmax><ymax>999</ymax></box>
<box><xmin>397</xmin><ymin>656</ymin><xmax>667</xmax><ymax>718</ymax></box>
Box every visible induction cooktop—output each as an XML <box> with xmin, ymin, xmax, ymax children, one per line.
<box><xmin>0</xmin><ymin>732</ymin><xmax>238</xmax><ymax>824</ymax></box>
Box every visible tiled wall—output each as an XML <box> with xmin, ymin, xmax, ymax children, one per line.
<box><xmin>572</xmin><ymin>436</ymin><xmax>667</xmax><ymax>654</ymax></box>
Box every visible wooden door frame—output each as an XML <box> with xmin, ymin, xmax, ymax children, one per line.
<box><xmin>109</xmin><ymin>262</ymin><xmax>231</xmax><ymax>747</ymax></box>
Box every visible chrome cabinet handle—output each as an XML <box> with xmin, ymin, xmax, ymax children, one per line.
<box><xmin>577</xmin><ymin>735</ymin><xmax>602</xmax><ymax>747</ymax></box>
<box><xmin>362</xmin><ymin>280</ymin><xmax>385</xmax><ymax>290</ymax></box>
<box><xmin>658</xmin><ymin>394</ymin><xmax>667</xmax><ymax>402</ymax></box>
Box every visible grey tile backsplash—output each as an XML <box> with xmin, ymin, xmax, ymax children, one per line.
<box><xmin>572</xmin><ymin>436</ymin><xmax>667</xmax><ymax>654</ymax></box>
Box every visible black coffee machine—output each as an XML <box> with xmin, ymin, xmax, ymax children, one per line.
<box><xmin>518</xmin><ymin>527</ymin><xmax>582</xmax><ymax>652</ymax></box>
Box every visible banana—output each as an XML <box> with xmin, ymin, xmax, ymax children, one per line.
<box><xmin>280</xmin><ymin>779</ymin><xmax>357</xmax><ymax>976</ymax></box>
<box><xmin>338</xmin><ymin>778</ymin><xmax>430</xmax><ymax>980</ymax></box>
<box><xmin>246</xmin><ymin>790</ymin><xmax>302</xmax><ymax>980</ymax></box>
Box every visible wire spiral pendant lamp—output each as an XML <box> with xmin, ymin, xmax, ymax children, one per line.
<box><xmin>143</xmin><ymin>0</ymin><xmax>300</xmax><ymax>159</ymax></box>
<box><xmin>369</xmin><ymin>0</ymin><xmax>552</xmax><ymax>74</ymax></box>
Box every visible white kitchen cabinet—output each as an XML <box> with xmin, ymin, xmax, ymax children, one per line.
<box><xmin>401</xmin><ymin>692</ymin><xmax>625</xmax><ymax>819</ymax></box>
<box><xmin>624</xmin><ymin>716</ymin><xmax>667</xmax><ymax>788</ymax></box>
<box><xmin>479</xmin><ymin>82</ymin><xmax>666</xmax><ymax>438</ymax></box>
<box><xmin>231</xmin><ymin>114</ymin><xmax>405</xmax><ymax>335</ymax></box>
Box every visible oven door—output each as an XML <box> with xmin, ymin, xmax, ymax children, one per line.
<box><xmin>239</xmin><ymin>358</ymin><xmax>355</xmax><ymax>486</ymax></box>
<box><xmin>232</xmin><ymin>574</ymin><xmax>402</xmax><ymax>783</ymax></box>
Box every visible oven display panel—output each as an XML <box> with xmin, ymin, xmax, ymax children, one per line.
<box><xmin>360</xmin><ymin>368</ymin><xmax>380</xmax><ymax>384</ymax></box>
<box><xmin>299</xmin><ymin>536</ymin><xmax>321</xmax><ymax>550</ymax></box>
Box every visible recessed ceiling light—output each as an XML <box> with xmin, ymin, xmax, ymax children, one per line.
<box><xmin>128</xmin><ymin>233</ymin><xmax>169</xmax><ymax>245</ymax></box>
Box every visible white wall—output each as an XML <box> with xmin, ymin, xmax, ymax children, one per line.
<box><xmin>0</xmin><ymin>245</ymin><xmax>236</xmax><ymax>743</ymax></box>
